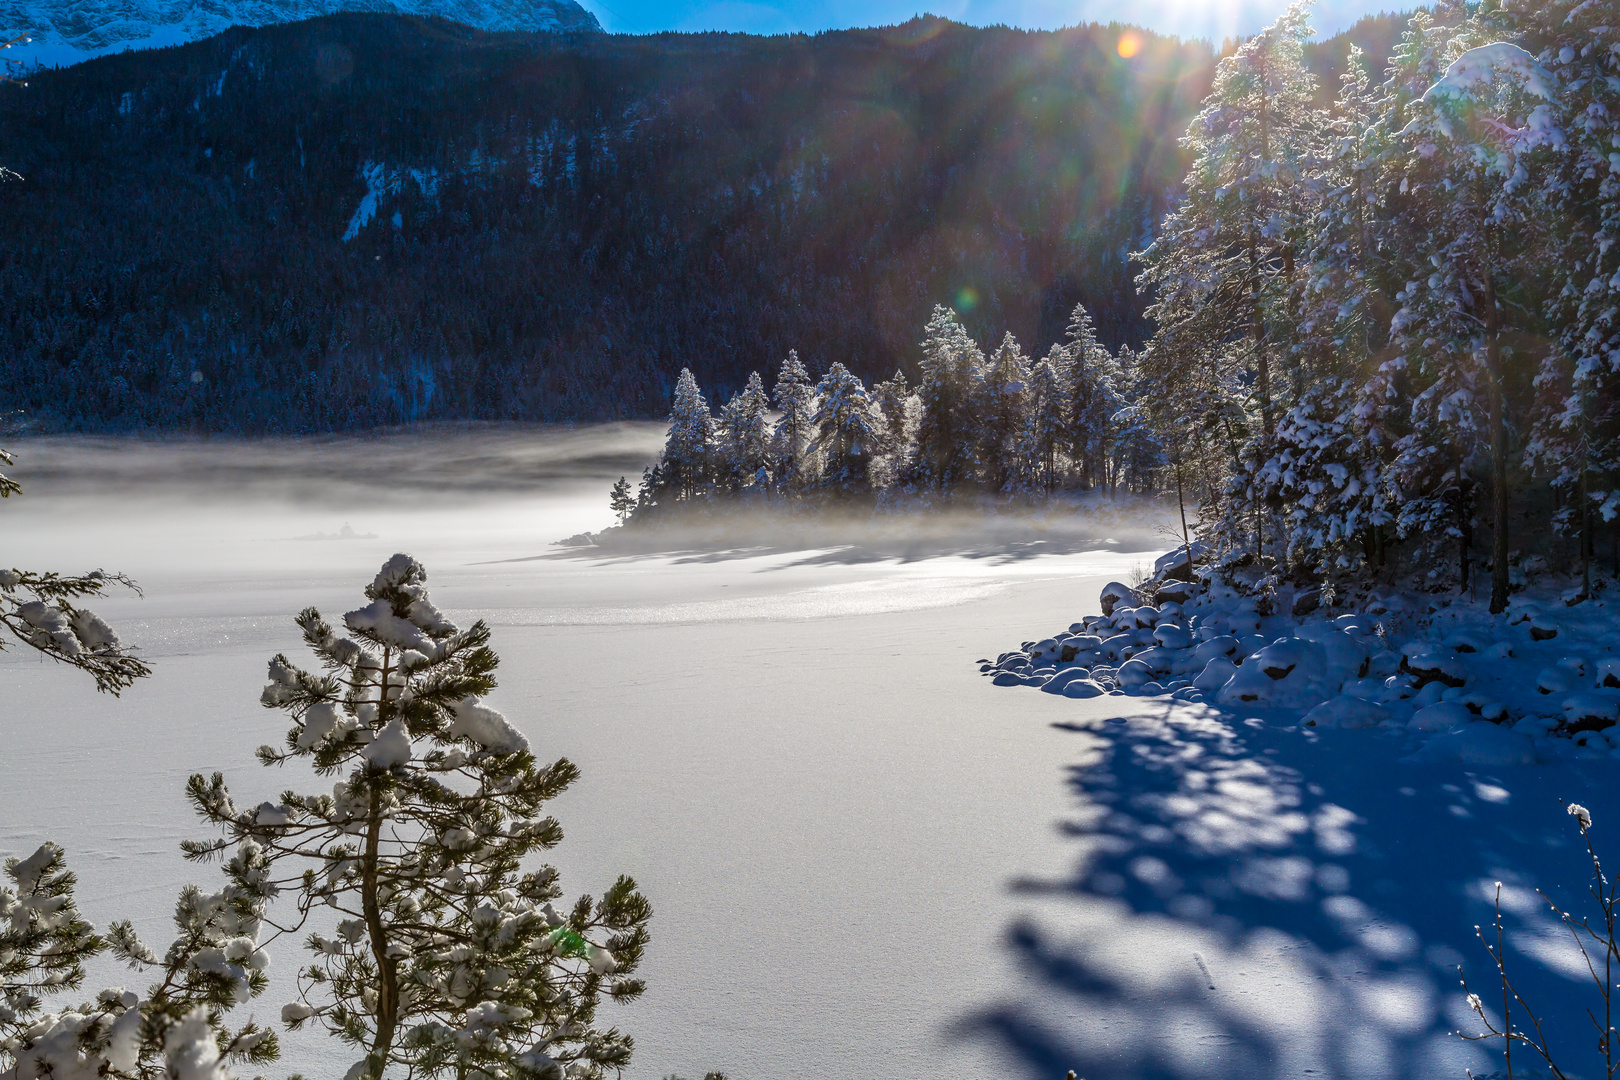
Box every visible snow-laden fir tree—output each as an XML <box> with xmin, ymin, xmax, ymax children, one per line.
<box><xmin>910</xmin><ymin>306</ymin><xmax>983</xmax><ymax>492</ymax></box>
<box><xmin>808</xmin><ymin>363</ymin><xmax>884</xmax><ymax>493</ymax></box>
<box><xmin>185</xmin><ymin>555</ymin><xmax>650</xmax><ymax>1080</ymax></box>
<box><xmin>1387</xmin><ymin>33</ymin><xmax>1560</xmax><ymax>610</ymax></box>
<box><xmin>1062</xmin><ymin>305</ymin><xmax>1124</xmax><ymax>490</ymax></box>
<box><xmin>659</xmin><ymin>369</ymin><xmax>713</xmax><ymax>502</ymax></box>
<box><xmin>0</xmin><ymin>448</ymin><xmax>149</xmax><ymax>694</ymax></box>
<box><xmin>770</xmin><ymin>352</ymin><xmax>815</xmax><ymax>493</ymax></box>
<box><xmin>1134</xmin><ymin>0</ymin><xmax>1322</xmax><ymax>437</ymax></box>
<box><xmin>977</xmin><ymin>332</ymin><xmax>1029</xmax><ymax>492</ymax></box>
<box><xmin>1022</xmin><ymin>347</ymin><xmax>1069</xmax><ymax>496</ymax></box>
<box><xmin>1516</xmin><ymin>0</ymin><xmax>1620</xmax><ymax>575</ymax></box>
<box><xmin>714</xmin><ymin>372</ymin><xmax>772</xmax><ymax>494</ymax></box>
<box><xmin>867</xmin><ymin>368</ymin><xmax>914</xmax><ymax>480</ymax></box>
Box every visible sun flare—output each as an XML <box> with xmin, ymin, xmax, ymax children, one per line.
<box><xmin>1117</xmin><ymin>32</ymin><xmax>1141</xmax><ymax>58</ymax></box>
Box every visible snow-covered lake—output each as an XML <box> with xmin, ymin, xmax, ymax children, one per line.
<box><xmin>2</xmin><ymin>427</ymin><xmax>1615</xmax><ymax>1080</ymax></box>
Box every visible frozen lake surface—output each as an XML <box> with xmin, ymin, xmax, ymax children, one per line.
<box><xmin>2</xmin><ymin>427</ymin><xmax>1615</xmax><ymax>1080</ymax></box>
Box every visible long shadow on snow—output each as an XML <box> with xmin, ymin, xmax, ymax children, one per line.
<box><xmin>957</xmin><ymin>698</ymin><xmax>1620</xmax><ymax>1080</ymax></box>
<box><xmin>514</xmin><ymin>525</ymin><xmax>1170</xmax><ymax>569</ymax></box>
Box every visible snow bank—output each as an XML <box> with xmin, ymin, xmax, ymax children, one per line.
<box><xmin>982</xmin><ymin>564</ymin><xmax>1620</xmax><ymax>765</ymax></box>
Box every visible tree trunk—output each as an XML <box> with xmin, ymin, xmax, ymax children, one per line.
<box><xmin>362</xmin><ymin>656</ymin><xmax>400</xmax><ymax>1079</ymax></box>
<box><xmin>1582</xmin><ymin>453</ymin><xmax>1593</xmax><ymax>598</ymax></box>
<box><xmin>1459</xmin><ymin>481</ymin><xmax>1472</xmax><ymax>595</ymax></box>
<box><xmin>1249</xmin><ymin>234</ymin><xmax>1274</xmax><ymax>437</ymax></box>
<box><xmin>1482</xmin><ymin>267</ymin><xmax>1511</xmax><ymax>615</ymax></box>
<box><xmin>1174</xmin><ymin>457</ymin><xmax>1194</xmax><ymax>582</ymax></box>
<box><xmin>362</xmin><ymin>789</ymin><xmax>400</xmax><ymax>1078</ymax></box>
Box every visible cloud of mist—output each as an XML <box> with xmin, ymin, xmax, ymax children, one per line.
<box><xmin>3</xmin><ymin>423</ymin><xmax>670</xmax><ymax>508</ymax></box>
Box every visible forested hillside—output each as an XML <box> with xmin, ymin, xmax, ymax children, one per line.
<box><xmin>0</xmin><ymin>14</ymin><xmax>1216</xmax><ymax>432</ymax></box>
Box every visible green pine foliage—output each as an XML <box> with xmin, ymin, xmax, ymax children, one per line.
<box><xmin>0</xmin><ymin>448</ymin><xmax>151</xmax><ymax>694</ymax></box>
<box><xmin>1</xmin><ymin>841</ymin><xmax>284</xmax><ymax>1079</ymax></box>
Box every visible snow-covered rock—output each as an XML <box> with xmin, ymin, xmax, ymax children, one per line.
<box><xmin>1061</xmin><ymin>678</ymin><xmax>1107</xmax><ymax>699</ymax></box>
<box><xmin>1399</xmin><ymin>643</ymin><xmax>1467</xmax><ymax>688</ymax></box>
<box><xmin>1116</xmin><ymin>659</ymin><xmax>1155</xmax><ymax>688</ymax></box>
<box><xmin>1536</xmin><ymin>667</ymin><xmax>1572</xmax><ymax>695</ymax></box>
<box><xmin>1191</xmin><ymin>636</ymin><xmax>1239</xmax><ymax>665</ymax></box>
<box><xmin>1249</xmin><ymin>638</ymin><xmax>1324</xmax><ymax>681</ymax></box>
<box><xmin>1153</xmin><ymin>579</ymin><xmax>1200</xmax><ymax>605</ymax></box>
<box><xmin>1408</xmin><ymin>701</ymin><xmax>1474</xmax><ymax>732</ymax></box>
<box><xmin>1560</xmin><ymin>692</ymin><xmax>1619</xmax><ymax>733</ymax></box>
<box><xmin>1192</xmin><ymin>656</ymin><xmax>1238</xmax><ymax>692</ymax></box>
<box><xmin>1597</xmin><ymin>658</ymin><xmax>1620</xmax><ymax>689</ymax></box>
<box><xmin>1099</xmin><ymin>582</ymin><xmax>1136</xmax><ymax>617</ymax></box>
<box><xmin>1301</xmin><ymin>695</ymin><xmax>1391</xmax><ymax>730</ymax></box>
<box><xmin>1152</xmin><ymin>624</ymin><xmax>1193</xmax><ymax>650</ymax></box>
<box><xmin>1042</xmin><ymin>668</ymin><xmax>1097</xmax><ymax>694</ymax></box>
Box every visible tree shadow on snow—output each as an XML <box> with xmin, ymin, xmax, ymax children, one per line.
<box><xmin>522</xmin><ymin>515</ymin><xmax>1173</xmax><ymax>569</ymax></box>
<box><xmin>955</xmin><ymin>699</ymin><xmax>1620</xmax><ymax>1080</ymax></box>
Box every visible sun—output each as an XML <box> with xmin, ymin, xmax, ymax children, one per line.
<box><xmin>1117</xmin><ymin>32</ymin><xmax>1141</xmax><ymax>59</ymax></box>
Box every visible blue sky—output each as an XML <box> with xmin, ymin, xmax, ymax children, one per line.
<box><xmin>577</xmin><ymin>0</ymin><xmax>1404</xmax><ymax>43</ymax></box>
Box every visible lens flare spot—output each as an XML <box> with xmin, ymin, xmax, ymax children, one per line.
<box><xmin>1117</xmin><ymin>33</ymin><xmax>1141</xmax><ymax>59</ymax></box>
<box><xmin>955</xmin><ymin>287</ymin><xmax>980</xmax><ymax>312</ymax></box>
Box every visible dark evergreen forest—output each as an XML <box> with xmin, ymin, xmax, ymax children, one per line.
<box><xmin>0</xmin><ymin>12</ymin><xmax>1396</xmax><ymax>432</ymax></box>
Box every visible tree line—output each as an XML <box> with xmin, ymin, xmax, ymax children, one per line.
<box><xmin>616</xmin><ymin>302</ymin><xmax>1164</xmax><ymax>521</ymax></box>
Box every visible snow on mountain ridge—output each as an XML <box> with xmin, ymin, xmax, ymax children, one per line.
<box><xmin>1</xmin><ymin>0</ymin><xmax>601</xmax><ymax>69</ymax></box>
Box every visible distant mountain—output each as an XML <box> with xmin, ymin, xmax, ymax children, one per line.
<box><xmin>0</xmin><ymin>0</ymin><xmax>600</xmax><ymax>69</ymax></box>
<box><xmin>0</xmin><ymin>13</ymin><xmax>1218</xmax><ymax>433</ymax></box>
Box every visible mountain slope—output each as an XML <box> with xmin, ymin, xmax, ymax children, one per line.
<box><xmin>0</xmin><ymin>14</ymin><xmax>1213</xmax><ymax>433</ymax></box>
<box><xmin>1</xmin><ymin>0</ymin><xmax>599</xmax><ymax>69</ymax></box>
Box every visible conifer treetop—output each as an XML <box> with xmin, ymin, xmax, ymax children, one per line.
<box><xmin>187</xmin><ymin>554</ymin><xmax>650</xmax><ymax>1080</ymax></box>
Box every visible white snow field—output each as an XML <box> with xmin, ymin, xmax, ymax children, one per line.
<box><xmin>1</xmin><ymin>427</ymin><xmax>1614</xmax><ymax>1080</ymax></box>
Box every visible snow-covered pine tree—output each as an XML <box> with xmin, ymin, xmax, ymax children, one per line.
<box><xmin>609</xmin><ymin>477</ymin><xmax>634</xmax><ymax>525</ymax></box>
<box><xmin>1389</xmin><ymin>34</ymin><xmax>1561</xmax><ymax>610</ymax></box>
<box><xmin>770</xmin><ymin>352</ymin><xmax>815</xmax><ymax>494</ymax></box>
<box><xmin>1514</xmin><ymin>0</ymin><xmax>1620</xmax><ymax>566</ymax></box>
<box><xmin>1268</xmin><ymin>380</ymin><xmax>1397</xmax><ymax>578</ymax></box>
<box><xmin>1134</xmin><ymin>1</ymin><xmax>1322</xmax><ymax>437</ymax></box>
<box><xmin>1106</xmin><ymin>348</ymin><xmax>1165</xmax><ymax>496</ymax></box>
<box><xmin>1022</xmin><ymin>347</ymin><xmax>1069</xmax><ymax>496</ymax></box>
<box><xmin>808</xmin><ymin>363</ymin><xmax>883</xmax><ymax>494</ymax></box>
<box><xmin>186</xmin><ymin>555</ymin><xmax>650</xmax><ymax>1080</ymax></box>
<box><xmin>634</xmin><ymin>464</ymin><xmax>664</xmax><ymax>519</ymax></box>
<box><xmin>1272</xmin><ymin>10</ymin><xmax>1465</xmax><ymax>579</ymax></box>
<box><xmin>977</xmin><ymin>332</ymin><xmax>1030</xmax><ymax>493</ymax></box>
<box><xmin>0</xmin><ymin>448</ymin><xmax>150</xmax><ymax>694</ymax></box>
<box><xmin>714</xmin><ymin>372</ymin><xmax>772</xmax><ymax>494</ymax></box>
<box><xmin>868</xmin><ymin>368</ymin><xmax>914</xmax><ymax>484</ymax></box>
<box><xmin>660</xmin><ymin>369</ymin><xmax>714</xmax><ymax>503</ymax></box>
<box><xmin>2</xmin><ymin>839</ymin><xmax>283</xmax><ymax>1080</ymax></box>
<box><xmin>910</xmin><ymin>306</ymin><xmax>984</xmax><ymax>493</ymax></box>
<box><xmin>1062</xmin><ymin>305</ymin><xmax>1123</xmax><ymax>490</ymax></box>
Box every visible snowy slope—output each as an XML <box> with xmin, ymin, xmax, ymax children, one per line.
<box><xmin>0</xmin><ymin>0</ymin><xmax>601</xmax><ymax>68</ymax></box>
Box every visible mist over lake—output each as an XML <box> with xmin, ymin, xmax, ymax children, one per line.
<box><xmin>1</xmin><ymin>426</ymin><xmax>1177</xmax><ymax>1079</ymax></box>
